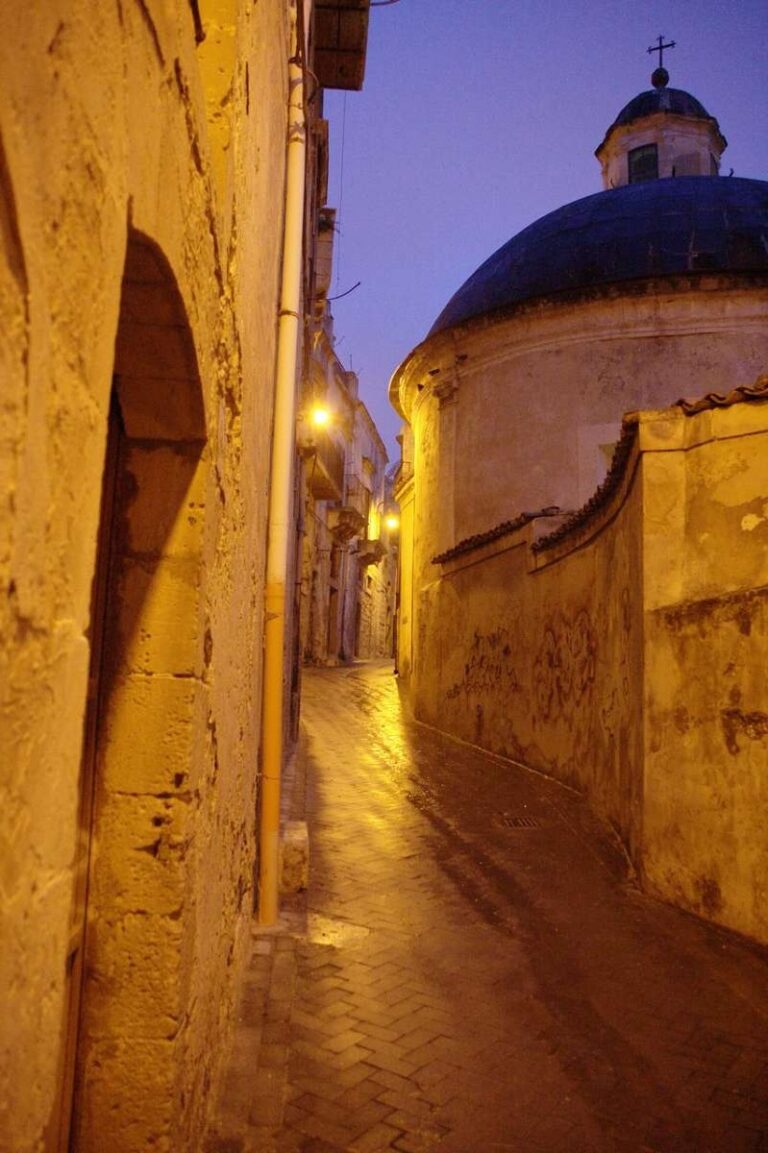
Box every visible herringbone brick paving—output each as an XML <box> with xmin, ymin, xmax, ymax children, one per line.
<box><xmin>208</xmin><ymin>662</ymin><xmax>768</xmax><ymax>1152</ymax></box>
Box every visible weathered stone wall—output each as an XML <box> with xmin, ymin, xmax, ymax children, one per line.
<box><xmin>640</xmin><ymin>403</ymin><xmax>768</xmax><ymax>942</ymax></box>
<box><xmin>412</xmin><ymin>460</ymin><xmax>645</xmax><ymax>859</ymax></box>
<box><xmin>0</xmin><ymin>2</ymin><xmax>289</xmax><ymax>1149</ymax></box>
<box><xmin>300</xmin><ymin>496</ymin><xmax>337</xmax><ymax>663</ymax></box>
<box><xmin>406</xmin><ymin>399</ymin><xmax>768</xmax><ymax>944</ymax></box>
<box><xmin>394</xmin><ymin>473</ymin><xmax>415</xmax><ymax>680</ymax></box>
<box><xmin>354</xmin><ymin>553</ymin><xmax>395</xmax><ymax>660</ymax></box>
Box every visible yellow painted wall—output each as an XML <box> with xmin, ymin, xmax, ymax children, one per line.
<box><xmin>640</xmin><ymin>404</ymin><xmax>768</xmax><ymax>942</ymax></box>
<box><xmin>404</xmin><ymin>398</ymin><xmax>768</xmax><ymax>944</ymax></box>
<box><xmin>0</xmin><ymin>1</ymin><xmax>290</xmax><ymax>1149</ymax></box>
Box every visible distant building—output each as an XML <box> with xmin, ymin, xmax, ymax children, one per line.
<box><xmin>299</xmin><ymin>219</ymin><xmax>396</xmax><ymax>667</ymax></box>
<box><xmin>391</xmin><ymin>64</ymin><xmax>768</xmax><ymax>944</ymax></box>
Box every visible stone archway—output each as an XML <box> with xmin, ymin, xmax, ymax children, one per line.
<box><xmin>66</xmin><ymin>230</ymin><xmax>208</xmax><ymax>1152</ymax></box>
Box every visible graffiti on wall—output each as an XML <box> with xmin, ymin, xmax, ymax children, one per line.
<box><xmin>532</xmin><ymin>607</ymin><xmax>597</xmax><ymax>721</ymax></box>
<box><xmin>446</xmin><ymin>627</ymin><xmax>521</xmax><ymax>701</ymax></box>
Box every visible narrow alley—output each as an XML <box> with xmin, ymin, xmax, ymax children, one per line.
<box><xmin>210</xmin><ymin>662</ymin><xmax>768</xmax><ymax>1153</ymax></box>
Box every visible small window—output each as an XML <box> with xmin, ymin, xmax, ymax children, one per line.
<box><xmin>628</xmin><ymin>144</ymin><xmax>659</xmax><ymax>184</ymax></box>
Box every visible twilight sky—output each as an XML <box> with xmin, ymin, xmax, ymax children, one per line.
<box><xmin>322</xmin><ymin>0</ymin><xmax>768</xmax><ymax>459</ymax></box>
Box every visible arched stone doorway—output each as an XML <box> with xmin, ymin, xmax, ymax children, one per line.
<box><xmin>61</xmin><ymin>230</ymin><xmax>208</xmax><ymax>1152</ymax></box>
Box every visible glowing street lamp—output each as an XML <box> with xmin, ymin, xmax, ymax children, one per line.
<box><xmin>309</xmin><ymin>403</ymin><xmax>331</xmax><ymax>429</ymax></box>
<box><xmin>384</xmin><ymin>512</ymin><xmax>400</xmax><ymax>532</ymax></box>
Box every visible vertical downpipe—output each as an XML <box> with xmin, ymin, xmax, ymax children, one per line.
<box><xmin>259</xmin><ymin>0</ymin><xmax>307</xmax><ymax>925</ymax></box>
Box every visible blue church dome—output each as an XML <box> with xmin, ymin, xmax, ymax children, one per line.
<box><xmin>429</xmin><ymin>177</ymin><xmax>768</xmax><ymax>338</ymax></box>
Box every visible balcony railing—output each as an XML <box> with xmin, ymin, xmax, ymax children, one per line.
<box><xmin>306</xmin><ymin>433</ymin><xmax>345</xmax><ymax>501</ymax></box>
<box><xmin>344</xmin><ymin>474</ymin><xmax>370</xmax><ymax>522</ymax></box>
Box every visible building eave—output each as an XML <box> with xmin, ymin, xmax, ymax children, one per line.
<box><xmin>313</xmin><ymin>0</ymin><xmax>370</xmax><ymax>91</ymax></box>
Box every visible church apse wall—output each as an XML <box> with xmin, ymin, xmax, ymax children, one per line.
<box><xmin>442</xmin><ymin>284</ymin><xmax>768</xmax><ymax>543</ymax></box>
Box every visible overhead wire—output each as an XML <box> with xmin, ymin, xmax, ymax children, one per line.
<box><xmin>328</xmin><ymin>280</ymin><xmax>361</xmax><ymax>301</ymax></box>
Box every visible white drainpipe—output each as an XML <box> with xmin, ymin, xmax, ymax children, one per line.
<box><xmin>258</xmin><ymin>0</ymin><xmax>308</xmax><ymax>925</ymax></box>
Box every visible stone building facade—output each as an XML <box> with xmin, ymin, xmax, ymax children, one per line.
<box><xmin>299</xmin><ymin>302</ymin><xmax>396</xmax><ymax>666</ymax></box>
<box><xmin>0</xmin><ymin>2</ymin><xmax>371</xmax><ymax>1150</ymax></box>
<box><xmin>391</xmin><ymin>71</ymin><xmax>768</xmax><ymax>944</ymax></box>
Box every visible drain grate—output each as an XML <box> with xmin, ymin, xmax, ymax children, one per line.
<box><xmin>499</xmin><ymin>814</ymin><xmax>542</xmax><ymax>829</ymax></box>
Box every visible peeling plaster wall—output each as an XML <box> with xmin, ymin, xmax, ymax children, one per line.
<box><xmin>640</xmin><ymin>404</ymin><xmax>768</xmax><ymax>943</ymax></box>
<box><xmin>406</xmin><ymin>400</ymin><xmax>768</xmax><ymax>944</ymax></box>
<box><xmin>395</xmin><ymin>283</ymin><xmax>768</xmax><ymax>830</ymax></box>
<box><xmin>413</xmin><ymin>473</ymin><xmax>645</xmax><ymax>862</ymax></box>
<box><xmin>0</xmin><ymin>2</ymin><xmax>289</xmax><ymax>1150</ymax></box>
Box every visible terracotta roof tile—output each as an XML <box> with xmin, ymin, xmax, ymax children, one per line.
<box><xmin>432</xmin><ymin>507</ymin><xmax>562</xmax><ymax>565</ymax></box>
<box><xmin>675</xmin><ymin>374</ymin><xmax>768</xmax><ymax>415</ymax></box>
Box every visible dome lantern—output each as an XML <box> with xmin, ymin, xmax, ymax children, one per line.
<box><xmin>595</xmin><ymin>40</ymin><xmax>727</xmax><ymax>189</ymax></box>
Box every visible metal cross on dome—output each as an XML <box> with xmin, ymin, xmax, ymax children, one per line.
<box><xmin>647</xmin><ymin>35</ymin><xmax>676</xmax><ymax>67</ymax></box>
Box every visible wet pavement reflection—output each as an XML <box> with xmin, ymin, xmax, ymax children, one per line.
<box><xmin>251</xmin><ymin>661</ymin><xmax>768</xmax><ymax>1152</ymax></box>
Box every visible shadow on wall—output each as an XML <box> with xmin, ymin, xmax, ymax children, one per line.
<box><xmin>59</xmin><ymin>230</ymin><xmax>208</xmax><ymax>1152</ymax></box>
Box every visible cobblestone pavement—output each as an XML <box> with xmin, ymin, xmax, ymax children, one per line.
<box><xmin>208</xmin><ymin>662</ymin><xmax>768</xmax><ymax>1153</ymax></box>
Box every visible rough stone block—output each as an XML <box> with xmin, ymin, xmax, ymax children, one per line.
<box><xmin>114</xmin><ymin>555</ymin><xmax>203</xmax><ymax>676</ymax></box>
<box><xmin>280</xmin><ymin>821</ymin><xmax>309</xmax><ymax>894</ymax></box>
<box><xmin>77</xmin><ymin>1036</ymin><xmax>174</xmax><ymax>1153</ymax></box>
<box><xmin>84</xmin><ymin>910</ymin><xmax>183</xmax><ymax>1039</ymax></box>
<box><xmin>92</xmin><ymin>790</ymin><xmax>191</xmax><ymax>915</ymax></box>
<box><xmin>2</xmin><ymin>625</ymin><xmax>89</xmax><ymax>874</ymax></box>
<box><xmin>100</xmin><ymin>673</ymin><xmax>203</xmax><ymax>795</ymax></box>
